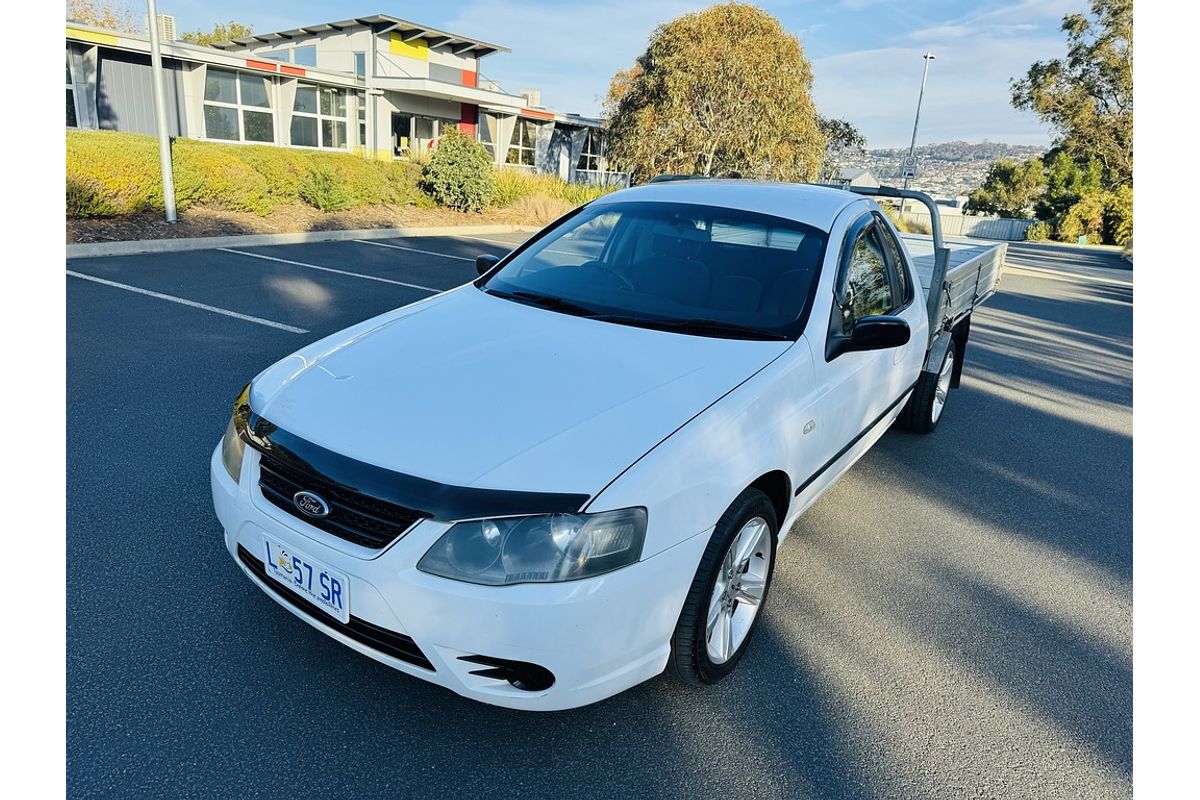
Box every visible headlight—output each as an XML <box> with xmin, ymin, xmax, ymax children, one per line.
<box><xmin>417</xmin><ymin>507</ymin><xmax>647</xmax><ymax>586</ymax></box>
<box><xmin>220</xmin><ymin>384</ymin><xmax>251</xmax><ymax>482</ymax></box>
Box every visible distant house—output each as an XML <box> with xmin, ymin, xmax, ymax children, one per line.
<box><xmin>834</xmin><ymin>168</ymin><xmax>880</xmax><ymax>189</ymax></box>
<box><xmin>934</xmin><ymin>196</ymin><xmax>971</xmax><ymax>215</ymax></box>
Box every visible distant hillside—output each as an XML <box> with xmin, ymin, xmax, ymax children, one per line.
<box><xmin>841</xmin><ymin>141</ymin><xmax>1047</xmax><ymax>198</ymax></box>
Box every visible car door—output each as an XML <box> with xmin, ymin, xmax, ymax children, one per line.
<box><xmin>873</xmin><ymin>212</ymin><xmax>929</xmax><ymax>392</ymax></box>
<box><xmin>793</xmin><ymin>212</ymin><xmax>901</xmax><ymax>507</ymax></box>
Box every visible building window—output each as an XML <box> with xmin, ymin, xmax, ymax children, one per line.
<box><xmin>506</xmin><ymin>119</ymin><xmax>538</xmax><ymax>166</ymax></box>
<box><xmin>290</xmin><ymin>84</ymin><xmax>348</xmax><ymax>148</ymax></box>
<box><xmin>203</xmin><ymin>67</ymin><xmax>274</xmax><ymax>142</ymax></box>
<box><xmin>66</xmin><ymin>55</ymin><xmax>78</xmax><ymax>127</ymax></box>
<box><xmin>293</xmin><ymin>45</ymin><xmax>317</xmax><ymax>67</ymax></box>
<box><xmin>261</xmin><ymin>49</ymin><xmax>290</xmax><ymax>62</ymax></box>
<box><xmin>353</xmin><ymin>52</ymin><xmax>366</xmax><ymax>77</ymax></box>
<box><xmin>576</xmin><ymin>129</ymin><xmax>605</xmax><ymax>171</ymax></box>
<box><xmin>355</xmin><ymin>90</ymin><xmax>367</xmax><ymax>147</ymax></box>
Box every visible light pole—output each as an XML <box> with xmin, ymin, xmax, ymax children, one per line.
<box><xmin>900</xmin><ymin>52</ymin><xmax>935</xmax><ymax>216</ymax></box>
<box><xmin>147</xmin><ymin>0</ymin><xmax>177</xmax><ymax>222</ymax></box>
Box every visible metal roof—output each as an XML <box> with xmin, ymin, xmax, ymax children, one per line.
<box><xmin>209</xmin><ymin>13</ymin><xmax>509</xmax><ymax>58</ymax></box>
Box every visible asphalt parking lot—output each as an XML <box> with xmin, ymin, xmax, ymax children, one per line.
<box><xmin>66</xmin><ymin>232</ymin><xmax>1132</xmax><ymax>799</ymax></box>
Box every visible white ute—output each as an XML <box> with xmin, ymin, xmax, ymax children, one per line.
<box><xmin>211</xmin><ymin>179</ymin><xmax>1005</xmax><ymax>710</ymax></box>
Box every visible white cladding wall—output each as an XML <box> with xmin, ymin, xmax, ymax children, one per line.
<box><xmin>239</xmin><ymin>28</ymin><xmax>377</xmax><ymax>77</ymax></box>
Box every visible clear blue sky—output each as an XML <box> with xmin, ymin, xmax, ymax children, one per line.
<box><xmin>158</xmin><ymin>0</ymin><xmax>1079</xmax><ymax>148</ymax></box>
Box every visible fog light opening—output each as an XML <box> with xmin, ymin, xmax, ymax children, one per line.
<box><xmin>458</xmin><ymin>655</ymin><xmax>555</xmax><ymax>692</ymax></box>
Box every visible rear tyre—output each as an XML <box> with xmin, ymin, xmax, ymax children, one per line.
<box><xmin>899</xmin><ymin>339</ymin><xmax>957</xmax><ymax>434</ymax></box>
<box><xmin>667</xmin><ymin>488</ymin><xmax>778</xmax><ymax>685</ymax></box>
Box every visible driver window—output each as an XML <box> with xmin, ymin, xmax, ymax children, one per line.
<box><xmin>840</xmin><ymin>227</ymin><xmax>894</xmax><ymax>333</ymax></box>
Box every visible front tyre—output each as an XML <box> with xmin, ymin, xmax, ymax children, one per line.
<box><xmin>667</xmin><ymin>488</ymin><xmax>778</xmax><ymax>685</ymax></box>
<box><xmin>899</xmin><ymin>338</ymin><xmax>957</xmax><ymax>434</ymax></box>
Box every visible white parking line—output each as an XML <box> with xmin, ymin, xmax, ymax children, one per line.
<box><xmin>1005</xmin><ymin>263</ymin><xmax>1134</xmax><ymax>288</ymax></box>
<box><xmin>219</xmin><ymin>247</ymin><xmax>439</xmax><ymax>292</ymax></box>
<box><xmin>353</xmin><ymin>239</ymin><xmax>474</xmax><ymax>262</ymax></box>
<box><xmin>67</xmin><ymin>270</ymin><xmax>309</xmax><ymax>333</ymax></box>
<box><xmin>451</xmin><ymin>234</ymin><xmax>527</xmax><ymax>248</ymax></box>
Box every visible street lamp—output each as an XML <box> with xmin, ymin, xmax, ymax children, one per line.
<box><xmin>900</xmin><ymin>52</ymin><xmax>935</xmax><ymax>216</ymax></box>
<box><xmin>147</xmin><ymin>0</ymin><xmax>177</xmax><ymax>222</ymax></box>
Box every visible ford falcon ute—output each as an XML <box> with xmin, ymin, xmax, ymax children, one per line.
<box><xmin>211</xmin><ymin>179</ymin><xmax>1004</xmax><ymax>710</ymax></box>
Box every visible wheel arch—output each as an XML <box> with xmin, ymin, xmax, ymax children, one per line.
<box><xmin>749</xmin><ymin>470</ymin><xmax>791</xmax><ymax>529</ymax></box>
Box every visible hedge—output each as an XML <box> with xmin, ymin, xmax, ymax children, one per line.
<box><xmin>67</xmin><ymin>130</ymin><xmax>422</xmax><ymax>217</ymax></box>
<box><xmin>66</xmin><ymin>129</ymin><xmax>615</xmax><ymax>219</ymax></box>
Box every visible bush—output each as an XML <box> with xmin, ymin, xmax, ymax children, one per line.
<box><xmin>299</xmin><ymin>168</ymin><xmax>354</xmax><ymax>211</ymax></box>
<box><xmin>65</xmin><ymin>130</ymin><xmax>165</xmax><ymax>216</ymax></box>
<box><xmin>1024</xmin><ymin>220</ymin><xmax>1052</xmax><ymax>241</ymax></box>
<box><xmin>1105</xmin><ymin>185</ymin><xmax>1132</xmax><ymax>247</ymax></box>
<box><xmin>66</xmin><ymin>130</ymin><xmax>423</xmax><ymax>218</ymax></box>
<box><xmin>66</xmin><ymin>128</ymin><xmax>618</xmax><ymax>220</ymax></box>
<box><xmin>171</xmin><ymin>138</ymin><xmax>274</xmax><ymax>214</ymax></box>
<box><xmin>420</xmin><ymin>126</ymin><xmax>496</xmax><ymax>212</ymax></box>
<box><xmin>1056</xmin><ymin>193</ymin><xmax>1108</xmax><ymax>242</ymax></box>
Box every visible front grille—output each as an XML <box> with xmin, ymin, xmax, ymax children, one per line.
<box><xmin>257</xmin><ymin>455</ymin><xmax>424</xmax><ymax>549</ymax></box>
<box><xmin>237</xmin><ymin>545</ymin><xmax>434</xmax><ymax>671</ymax></box>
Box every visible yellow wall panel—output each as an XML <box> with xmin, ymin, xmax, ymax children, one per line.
<box><xmin>67</xmin><ymin>27</ymin><xmax>119</xmax><ymax>45</ymax></box>
<box><xmin>389</xmin><ymin>33</ymin><xmax>429</xmax><ymax>61</ymax></box>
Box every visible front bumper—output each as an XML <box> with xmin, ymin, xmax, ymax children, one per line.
<box><xmin>211</xmin><ymin>443</ymin><xmax>709</xmax><ymax>711</ymax></box>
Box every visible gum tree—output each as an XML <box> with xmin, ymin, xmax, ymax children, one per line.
<box><xmin>1010</xmin><ymin>0</ymin><xmax>1132</xmax><ymax>189</ymax></box>
<box><xmin>604</xmin><ymin>3</ymin><xmax>824</xmax><ymax>183</ymax></box>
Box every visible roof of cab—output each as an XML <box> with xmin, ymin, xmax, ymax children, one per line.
<box><xmin>590</xmin><ymin>180</ymin><xmax>866</xmax><ymax>231</ymax></box>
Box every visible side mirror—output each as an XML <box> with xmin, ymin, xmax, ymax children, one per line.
<box><xmin>848</xmin><ymin>315</ymin><xmax>910</xmax><ymax>351</ymax></box>
<box><xmin>826</xmin><ymin>314</ymin><xmax>910</xmax><ymax>360</ymax></box>
<box><xmin>476</xmin><ymin>254</ymin><xmax>500</xmax><ymax>276</ymax></box>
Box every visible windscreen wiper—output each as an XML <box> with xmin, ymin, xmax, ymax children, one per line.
<box><xmin>486</xmin><ymin>288</ymin><xmax>599</xmax><ymax>318</ymax></box>
<box><xmin>591</xmin><ymin>315</ymin><xmax>789</xmax><ymax>341</ymax></box>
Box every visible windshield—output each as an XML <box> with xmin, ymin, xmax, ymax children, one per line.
<box><xmin>478</xmin><ymin>201</ymin><xmax>828</xmax><ymax>340</ymax></box>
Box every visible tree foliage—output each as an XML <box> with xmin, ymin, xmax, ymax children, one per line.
<box><xmin>965</xmin><ymin>158</ymin><xmax>1046</xmax><ymax>218</ymax></box>
<box><xmin>1010</xmin><ymin>0</ymin><xmax>1131</xmax><ymax>188</ymax></box>
<box><xmin>179</xmin><ymin>21</ymin><xmax>256</xmax><ymax>46</ymax></box>
<box><xmin>1035</xmin><ymin>149</ymin><xmax>1103</xmax><ymax>221</ymax></box>
<box><xmin>818</xmin><ymin>117</ymin><xmax>867</xmax><ymax>180</ymax></box>
<box><xmin>67</xmin><ymin>0</ymin><xmax>141</xmax><ymax>34</ymax></box>
<box><xmin>604</xmin><ymin>3</ymin><xmax>824</xmax><ymax>183</ymax></box>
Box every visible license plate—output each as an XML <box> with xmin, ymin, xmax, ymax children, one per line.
<box><xmin>261</xmin><ymin>536</ymin><xmax>350</xmax><ymax>624</ymax></box>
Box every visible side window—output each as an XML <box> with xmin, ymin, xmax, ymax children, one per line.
<box><xmin>839</xmin><ymin>226</ymin><xmax>894</xmax><ymax>332</ymax></box>
<box><xmin>874</xmin><ymin>216</ymin><xmax>912</xmax><ymax>305</ymax></box>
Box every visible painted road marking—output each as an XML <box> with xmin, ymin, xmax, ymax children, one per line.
<box><xmin>452</xmin><ymin>234</ymin><xmax>529</xmax><ymax>248</ymax></box>
<box><xmin>66</xmin><ymin>270</ymin><xmax>309</xmax><ymax>333</ymax></box>
<box><xmin>1005</xmin><ymin>263</ymin><xmax>1134</xmax><ymax>288</ymax></box>
<box><xmin>219</xmin><ymin>247</ymin><xmax>440</xmax><ymax>292</ymax></box>
<box><xmin>353</xmin><ymin>239</ymin><xmax>474</xmax><ymax>262</ymax></box>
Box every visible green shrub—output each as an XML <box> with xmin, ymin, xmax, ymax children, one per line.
<box><xmin>1024</xmin><ymin>220</ymin><xmax>1052</xmax><ymax>241</ymax></box>
<box><xmin>66</xmin><ymin>130</ymin><xmax>424</xmax><ymax>218</ymax></box>
<box><xmin>65</xmin><ymin>130</ymin><xmax>165</xmax><ymax>216</ymax></box>
<box><xmin>299</xmin><ymin>168</ymin><xmax>354</xmax><ymax>211</ymax></box>
<box><xmin>1104</xmin><ymin>185</ymin><xmax>1132</xmax><ymax>247</ymax></box>
<box><xmin>172</xmin><ymin>138</ymin><xmax>275</xmax><ymax>214</ymax></box>
<box><xmin>66</xmin><ymin>129</ymin><xmax>617</xmax><ymax>220</ymax></box>
<box><xmin>1056</xmin><ymin>193</ymin><xmax>1108</xmax><ymax>242</ymax></box>
<box><xmin>420</xmin><ymin>126</ymin><xmax>496</xmax><ymax>212</ymax></box>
